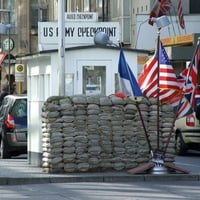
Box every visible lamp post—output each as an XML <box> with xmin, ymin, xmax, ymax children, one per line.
<box><xmin>0</xmin><ymin>9</ymin><xmax>11</xmax><ymax>94</ymax></box>
<box><xmin>58</xmin><ymin>0</ymin><xmax>65</xmax><ymax>96</ymax></box>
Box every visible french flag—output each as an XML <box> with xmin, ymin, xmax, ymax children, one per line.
<box><xmin>118</xmin><ymin>49</ymin><xmax>143</xmax><ymax>97</ymax></box>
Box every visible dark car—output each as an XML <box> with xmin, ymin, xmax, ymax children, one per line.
<box><xmin>0</xmin><ymin>95</ymin><xmax>27</xmax><ymax>158</ymax></box>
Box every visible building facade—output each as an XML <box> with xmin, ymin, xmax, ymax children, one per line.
<box><xmin>0</xmin><ymin>0</ymin><xmax>200</xmax><ymax>52</ymax></box>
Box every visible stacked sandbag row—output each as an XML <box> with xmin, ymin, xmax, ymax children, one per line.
<box><xmin>41</xmin><ymin>95</ymin><xmax>176</xmax><ymax>173</ymax></box>
<box><xmin>41</xmin><ymin>97</ymin><xmax>64</xmax><ymax>173</ymax></box>
<box><xmin>98</xmin><ymin>96</ymin><xmax>113</xmax><ymax>170</ymax></box>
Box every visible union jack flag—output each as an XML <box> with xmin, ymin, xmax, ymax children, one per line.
<box><xmin>169</xmin><ymin>44</ymin><xmax>199</xmax><ymax>118</ymax></box>
<box><xmin>178</xmin><ymin>46</ymin><xmax>199</xmax><ymax>109</ymax></box>
<box><xmin>149</xmin><ymin>0</ymin><xmax>173</xmax><ymax>25</ymax></box>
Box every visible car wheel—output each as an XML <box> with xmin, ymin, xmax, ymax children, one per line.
<box><xmin>0</xmin><ymin>137</ymin><xmax>11</xmax><ymax>159</ymax></box>
<box><xmin>175</xmin><ymin>133</ymin><xmax>187</xmax><ymax>156</ymax></box>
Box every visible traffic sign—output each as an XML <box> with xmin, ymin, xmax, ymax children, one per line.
<box><xmin>15</xmin><ymin>64</ymin><xmax>24</xmax><ymax>82</ymax></box>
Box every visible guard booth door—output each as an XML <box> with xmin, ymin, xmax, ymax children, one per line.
<box><xmin>77</xmin><ymin>60</ymin><xmax>113</xmax><ymax>95</ymax></box>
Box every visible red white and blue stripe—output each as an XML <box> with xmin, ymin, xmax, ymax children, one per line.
<box><xmin>118</xmin><ymin>49</ymin><xmax>143</xmax><ymax>97</ymax></box>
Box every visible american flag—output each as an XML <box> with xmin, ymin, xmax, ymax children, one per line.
<box><xmin>177</xmin><ymin>0</ymin><xmax>185</xmax><ymax>29</ymax></box>
<box><xmin>149</xmin><ymin>0</ymin><xmax>173</xmax><ymax>25</ymax></box>
<box><xmin>138</xmin><ymin>41</ymin><xmax>196</xmax><ymax>119</ymax></box>
<box><xmin>138</xmin><ymin>42</ymin><xmax>180</xmax><ymax>103</ymax></box>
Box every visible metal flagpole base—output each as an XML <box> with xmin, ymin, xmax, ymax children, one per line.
<box><xmin>127</xmin><ymin>149</ymin><xmax>190</xmax><ymax>174</ymax></box>
<box><xmin>149</xmin><ymin>149</ymin><xmax>168</xmax><ymax>174</ymax></box>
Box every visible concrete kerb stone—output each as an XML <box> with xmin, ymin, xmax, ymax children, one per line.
<box><xmin>44</xmin><ymin>174</ymin><xmax>200</xmax><ymax>183</ymax></box>
<box><xmin>0</xmin><ymin>177</ymin><xmax>52</xmax><ymax>185</ymax></box>
<box><xmin>0</xmin><ymin>174</ymin><xmax>199</xmax><ymax>185</ymax></box>
<box><xmin>144</xmin><ymin>174</ymin><xmax>200</xmax><ymax>182</ymax></box>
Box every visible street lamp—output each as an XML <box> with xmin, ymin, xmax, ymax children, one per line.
<box><xmin>0</xmin><ymin>9</ymin><xmax>12</xmax><ymax>94</ymax></box>
<box><xmin>94</xmin><ymin>31</ymin><xmax>114</xmax><ymax>46</ymax></box>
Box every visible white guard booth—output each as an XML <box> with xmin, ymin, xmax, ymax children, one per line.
<box><xmin>18</xmin><ymin>45</ymin><xmax>150</xmax><ymax>166</ymax></box>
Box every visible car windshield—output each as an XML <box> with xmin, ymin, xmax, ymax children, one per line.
<box><xmin>10</xmin><ymin>99</ymin><xmax>27</xmax><ymax>127</ymax></box>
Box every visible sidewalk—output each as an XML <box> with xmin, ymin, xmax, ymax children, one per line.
<box><xmin>0</xmin><ymin>156</ymin><xmax>199</xmax><ymax>185</ymax></box>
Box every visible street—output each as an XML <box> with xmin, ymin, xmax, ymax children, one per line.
<box><xmin>0</xmin><ymin>181</ymin><xmax>200</xmax><ymax>200</ymax></box>
<box><xmin>175</xmin><ymin>150</ymin><xmax>200</xmax><ymax>173</ymax></box>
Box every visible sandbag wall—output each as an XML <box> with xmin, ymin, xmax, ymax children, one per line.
<box><xmin>41</xmin><ymin>95</ymin><xmax>176</xmax><ymax>173</ymax></box>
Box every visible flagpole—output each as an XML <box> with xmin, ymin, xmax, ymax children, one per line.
<box><xmin>156</xmin><ymin>28</ymin><xmax>161</xmax><ymax>151</ymax></box>
<box><xmin>163</xmin><ymin>40</ymin><xmax>200</xmax><ymax>154</ymax></box>
<box><xmin>129</xmin><ymin>15</ymin><xmax>190</xmax><ymax>174</ymax></box>
<box><xmin>159</xmin><ymin>39</ymin><xmax>199</xmax><ymax>174</ymax></box>
<box><xmin>118</xmin><ymin>44</ymin><xmax>152</xmax><ymax>152</ymax></box>
<box><xmin>94</xmin><ymin>29</ymin><xmax>188</xmax><ymax>174</ymax></box>
<box><xmin>163</xmin><ymin>93</ymin><xmax>184</xmax><ymax>154</ymax></box>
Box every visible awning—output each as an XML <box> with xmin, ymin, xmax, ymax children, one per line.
<box><xmin>0</xmin><ymin>52</ymin><xmax>16</xmax><ymax>65</ymax></box>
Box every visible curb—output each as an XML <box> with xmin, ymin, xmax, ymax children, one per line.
<box><xmin>0</xmin><ymin>174</ymin><xmax>199</xmax><ymax>185</ymax></box>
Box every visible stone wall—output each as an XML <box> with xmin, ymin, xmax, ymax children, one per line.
<box><xmin>41</xmin><ymin>95</ymin><xmax>176</xmax><ymax>173</ymax></box>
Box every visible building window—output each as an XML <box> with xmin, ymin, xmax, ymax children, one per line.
<box><xmin>1</xmin><ymin>0</ymin><xmax>16</xmax><ymax>34</ymax></box>
<box><xmin>190</xmin><ymin>0</ymin><xmax>200</xmax><ymax>13</ymax></box>
<box><xmin>30</xmin><ymin>6</ymin><xmax>48</xmax><ymax>34</ymax></box>
<box><xmin>65</xmin><ymin>73</ymin><xmax>74</xmax><ymax>96</ymax></box>
<box><xmin>67</xmin><ymin>0</ymin><xmax>109</xmax><ymax>21</ymax></box>
<box><xmin>83</xmin><ymin>66</ymin><xmax>106</xmax><ymax>95</ymax></box>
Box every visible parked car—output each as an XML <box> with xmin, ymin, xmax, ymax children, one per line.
<box><xmin>0</xmin><ymin>95</ymin><xmax>27</xmax><ymax>158</ymax></box>
<box><xmin>175</xmin><ymin>94</ymin><xmax>200</xmax><ymax>155</ymax></box>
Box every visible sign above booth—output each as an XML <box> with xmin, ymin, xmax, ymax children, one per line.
<box><xmin>38</xmin><ymin>22</ymin><xmax>120</xmax><ymax>50</ymax></box>
<box><xmin>65</xmin><ymin>12</ymin><xmax>98</xmax><ymax>22</ymax></box>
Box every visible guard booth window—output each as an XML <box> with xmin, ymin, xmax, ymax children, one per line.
<box><xmin>83</xmin><ymin>66</ymin><xmax>106</xmax><ymax>95</ymax></box>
